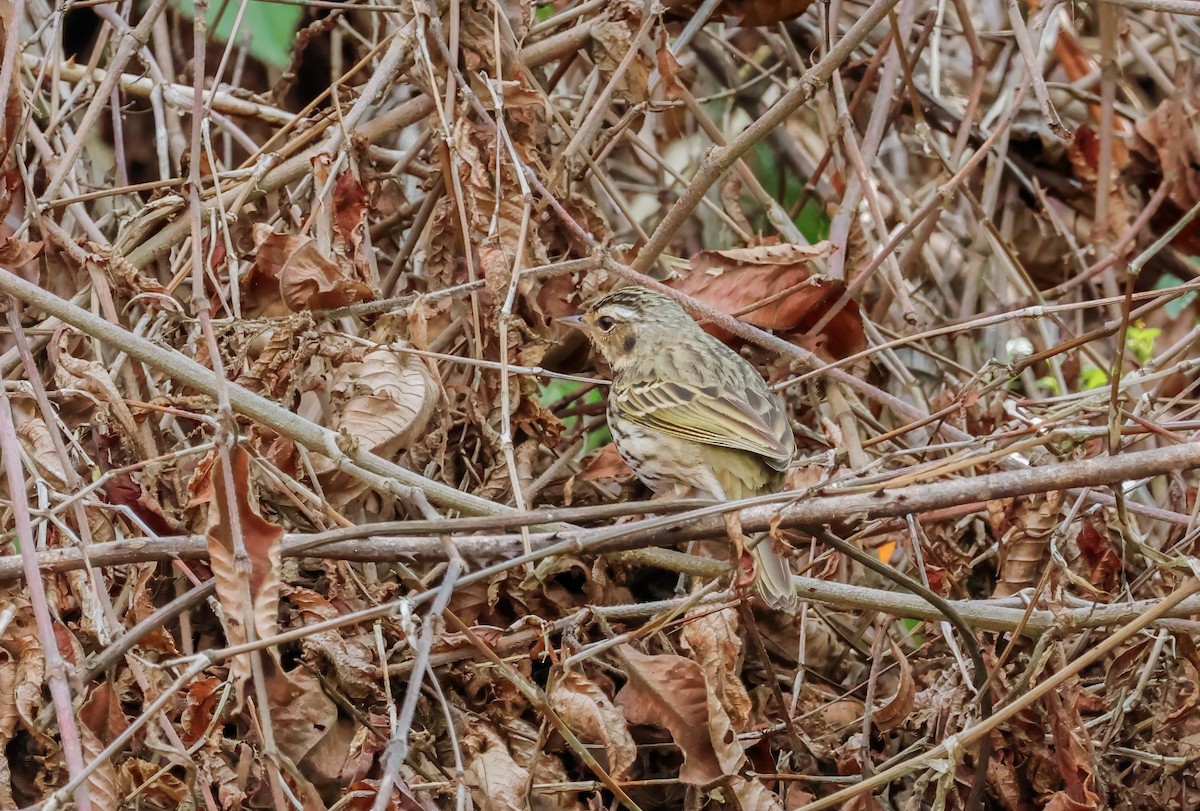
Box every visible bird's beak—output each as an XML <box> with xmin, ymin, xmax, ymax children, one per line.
<box><xmin>556</xmin><ymin>314</ymin><xmax>587</xmax><ymax>332</ymax></box>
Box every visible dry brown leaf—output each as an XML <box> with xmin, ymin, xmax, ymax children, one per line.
<box><xmin>0</xmin><ymin>0</ymin><xmax>20</xmax><ymax>224</ymax></box>
<box><xmin>463</xmin><ymin>722</ymin><xmax>530</xmax><ymax>811</ymax></box>
<box><xmin>279</xmin><ymin>237</ymin><xmax>374</xmax><ymax>311</ymax></box>
<box><xmin>730</xmin><ymin>775</ymin><xmax>786</xmax><ymax>810</ymax></box>
<box><xmin>503</xmin><ymin>716</ymin><xmax>582</xmax><ymax>810</ymax></box>
<box><xmin>681</xmin><ymin>600</ymin><xmax>752</xmax><ymax>731</ymax></box>
<box><xmin>13</xmin><ymin>412</ymin><xmax>69</xmax><ymax>491</ymax></box>
<box><xmin>872</xmin><ymin>638</ymin><xmax>915</xmax><ymax>733</ymax></box>
<box><xmin>671</xmin><ymin>242</ymin><xmax>866</xmax><ymax>361</ymax></box>
<box><xmin>1068</xmin><ymin>517</ymin><xmax>1122</xmax><ymax>595</ymax></box>
<box><xmin>195</xmin><ymin>739</ymin><xmax>245</xmax><ymax>810</ymax></box>
<box><xmin>288</xmin><ymin>586</ymin><xmax>378</xmax><ymax>700</ymax></box>
<box><xmin>1043</xmin><ymin>690</ymin><xmax>1100</xmax><ymax>811</ymax></box>
<box><xmin>0</xmin><ymin>236</ymin><xmax>41</xmax><ymax>267</ymax></box>
<box><xmin>656</xmin><ymin>29</ymin><xmax>684</xmax><ymax>101</ymax></box>
<box><xmin>118</xmin><ymin>759</ymin><xmax>191</xmax><ymax>809</ymax></box>
<box><xmin>321</xmin><ymin>154</ymin><xmax>372</xmax><ymax>280</ymax></box>
<box><xmin>311</xmin><ymin>343</ymin><xmax>437</xmax><ymax>504</ymax></box>
<box><xmin>52</xmin><ymin>330</ymin><xmax>146</xmax><ymax>457</ymax></box>
<box><xmin>1133</xmin><ymin>95</ymin><xmax>1200</xmax><ymax>253</ymax></box>
<box><xmin>100</xmin><ymin>471</ymin><xmax>182</xmax><ymax>537</ymax></box>
<box><xmin>204</xmin><ymin>444</ymin><xmax>284</xmax><ymax>697</ymax></box>
<box><xmin>616</xmin><ymin>644</ymin><xmax>743</xmax><ymax>786</ymax></box>
<box><xmin>575</xmin><ymin>443</ymin><xmax>634</xmax><ymax>483</ymax></box>
<box><xmin>78</xmin><ymin>684</ymin><xmax>128</xmax><ymax>811</ymax></box>
<box><xmin>124</xmin><ymin>564</ymin><xmax>178</xmax><ymax>656</ymax></box>
<box><xmin>180</xmin><ymin>676</ymin><xmax>224</xmax><ymax>746</ymax></box>
<box><xmin>994</xmin><ymin>491</ymin><xmax>1061</xmax><ymax>598</ymax></box>
<box><xmin>549</xmin><ymin>670</ymin><xmax>637</xmax><ymax>779</ymax></box>
<box><xmin>590</xmin><ymin>19</ymin><xmax>651</xmax><ymax>104</ymax></box>
<box><xmin>1067</xmin><ymin>126</ymin><xmax>1132</xmax><ymax>241</ymax></box>
<box><xmin>0</xmin><ymin>649</ymin><xmax>16</xmax><ymax>747</ymax></box>
<box><xmin>6</xmin><ymin>622</ymin><xmax>47</xmax><ymax>747</ymax></box>
<box><xmin>265</xmin><ymin>665</ymin><xmax>339</xmax><ymax>769</ymax></box>
<box><xmin>246</xmin><ymin>225</ymin><xmax>374</xmax><ymax>315</ymax></box>
<box><xmin>664</xmin><ymin>0</ymin><xmax>813</xmax><ymax>26</ymax></box>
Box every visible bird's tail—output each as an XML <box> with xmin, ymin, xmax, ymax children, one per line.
<box><xmin>752</xmin><ymin>536</ymin><xmax>797</xmax><ymax>611</ymax></box>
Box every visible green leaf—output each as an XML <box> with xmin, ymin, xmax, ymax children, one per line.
<box><xmin>750</xmin><ymin>143</ymin><xmax>830</xmax><ymax>243</ymax></box>
<box><xmin>1154</xmin><ymin>273</ymin><xmax>1198</xmax><ymax>320</ymax></box>
<box><xmin>540</xmin><ymin>380</ymin><xmax>610</xmax><ymax>452</ymax></box>
<box><xmin>584</xmin><ymin>421</ymin><xmax>610</xmax><ymax>453</ymax></box>
<box><xmin>1036</xmin><ymin>375</ymin><xmax>1060</xmax><ymax>396</ymax></box>
<box><xmin>170</xmin><ymin>0</ymin><xmax>302</xmax><ymax>68</ymax></box>
<box><xmin>1126</xmin><ymin>324</ymin><xmax>1161</xmax><ymax>366</ymax></box>
<box><xmin>1080</xmin><ymin>366</ymin><xmax>1108</xmax><ymax>390</ymax></box>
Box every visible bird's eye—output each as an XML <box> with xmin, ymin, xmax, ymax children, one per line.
<box><xmin>596</xmin><ymin>315</ymin><xmax>616</xmax><ymax>332</ymax></box>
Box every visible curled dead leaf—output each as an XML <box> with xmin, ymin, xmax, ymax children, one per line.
<box><xmin>681</xmin><ymin>600</ymin><xmax>752</xmax><ymax>731</ymax></box>
<box><xmin>872</xmin><ymin>638</ymin><xmax>915</xmax><ymax>733</ymax></box>
<box><xmin>616</xmin><ymin>644</ymin><xmax>743</xmax><ymax>786</ymax></box>
<box><xmin>14</xmin><ymin>412</ymin><xmax>69</xmax><ymax>491</ymax></box>
<box><xmin>549</xmin><ymin>670</ymin><xmax>637</xmax><ymax>779</ymax></box>
<box><xmin>1133</xmin><ymin>95</ymin><xmax>1200</xmax><ymax>253</ymax></box>
<box><xmin>0</xmin><ymin>236</ymin><xmax>41</xmax><ymax>267</ymax></box>
<box><xmin>590</xmin><ymin>19</ymin><xmax>652</xmax><ymax>104</ymax></box>
<box><xmin>52</xmin><ymin>328</ymin><xmax>148</xmax><ymax>458</ymax></box>
<box><xmin>463</xmin><ymin>722</ymin><xmax>531</xmax><ymax>811</ymax></box>
<box><xmin>247</xmin><ymin>225</ymin><xmax>374</xmax><ymax>314</ymax></box>
<box><xmin>310</xmin><ymin>343</ymin><xmax>437</xmax><ymax>505</ymax></box>
<box><xmin>576</xmin><ymin>443</ymin><xmax>634</xmax><ymax>484</ymax></box>
<box><xmin>672</xmin><ymin>242</ymin><xmax>866</xmax><ymax>361</ymax></box>
<box><xmin>204</xmin><ymin>445</ymin><xmax>284</xmax><ymax>701</ymax></box>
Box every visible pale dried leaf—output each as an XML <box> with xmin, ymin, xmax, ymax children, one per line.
<box><xmin>0</xmin><ymin>236</ymin><xmax>41</xmax><ymax>267</ymax></box>
<box><xmin>14</xmin><ymin>414</ymin><xmax>69</xmax><ymax>491</ymax></box>
<box><xmin>0</xmin><ymin>651</ymin><xmax>14</xmax><ymax>747</ymax></box>
<box><xmin>53</xmin><ymin>333</ymin><xmax>143</xmax><ymax>454</ymax></box>
<box><xmin>79</xmin><ymin>684</ymin><xmax>128</xmax><ymax>811</ymax></box>
<box><xmin>464</xmin><ymin>723</ymin><xmax>530</xmax><ymax>811</ymax></box>
<box><xmin>681</xmin><ymin>601</ymin><xmax>752</xmax><ymax>730</ymax></box>
<box><xmin>313</xmin><ymin>343</ymin><xmax>437</xmax><ymax>504</ymax></box>
<box><xmin>730</xmin><ymin>775</ymin><xmax>786</xmax><ymax>811</ymax></box>
<box><xmin>9</xmin><ymin>626</ymin><xmax>45</xmax><ymax>744</ymax></box>
<box><xmin>266</xmin><ymin>665</ymin><xmax>339</xmax><ymax>766</ymax></box>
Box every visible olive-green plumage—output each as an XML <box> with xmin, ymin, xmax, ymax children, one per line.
<box><xmin>566</xmin><ymin>286</ymin><xmax>797</xmax><ymax>610</ymax></box>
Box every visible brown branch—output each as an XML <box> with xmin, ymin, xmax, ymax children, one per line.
<box><xmin>0</xmin><ymin>266</ymin><xmax>510</xmax><ymax>516</ymax></box>
<box><xmin>630</xmin><ymin>0</ymin><xmax>900</xmax><ymax>273</ymax></box>
<box><xmin>14</xmin><ymin>439</ymin><xmax>1200</xmax><ymax>580</ymax></box>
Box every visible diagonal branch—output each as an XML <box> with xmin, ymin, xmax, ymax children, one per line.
<box><xmin>0</xmin><ymin>268</ymin><xmax>510</xmax><ymax>516</ymax></box>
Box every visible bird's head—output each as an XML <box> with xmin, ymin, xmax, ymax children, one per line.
<box><xmin>558</xmin><ymin>287</ymin><xmax>693</xmax><ymax>371</ymax></box>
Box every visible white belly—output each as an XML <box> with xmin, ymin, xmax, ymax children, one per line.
<box><xmin>609</xmin><ymin>415</ymin><xmax>727</xmax><ymax>500</ymax></box>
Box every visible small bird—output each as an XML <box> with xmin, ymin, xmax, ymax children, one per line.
<box><xmin>560</xmin><ymin>286</ymin><xmax>798</xmax><ymax>610</ymax></box>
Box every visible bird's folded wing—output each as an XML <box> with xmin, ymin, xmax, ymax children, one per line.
<box><xmin>617</xmin><ymin>379</ymin><xmax>794</xmax><ymax>468</ymax></box>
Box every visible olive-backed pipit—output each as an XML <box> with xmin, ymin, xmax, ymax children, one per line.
<box><xmin>561</xmin><ymin>286</ymin><xmax>797</xmax><ymax>610</ymax></box>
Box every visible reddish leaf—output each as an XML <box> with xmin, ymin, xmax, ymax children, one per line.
<box><xmin>616</xmin><ymin>645</ymin><xmax>743</xmax><ymax>786</ymax></box>
<box><xmin>671</xmin><ymin>242</ymin><xmax>866</xmax><ymax>361</ymax></box>
<box><xmin>180</xmin><ymin>676</ymin><xmax>224</xmax><ymax>746</ymax></box>
<box><xmin>205</xmin><ymin>445</ymin><xmax>284</xmax><ymax>696</ymax></box>
<box><xmin>0</xmin><ymin>236</ymin><xmax>41</xmax><ymax>267</ymax></box>
<box><xmin>873</xmin><ymin>638</ymin><xmax>915</xmax><ymax>733</ymax></box>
